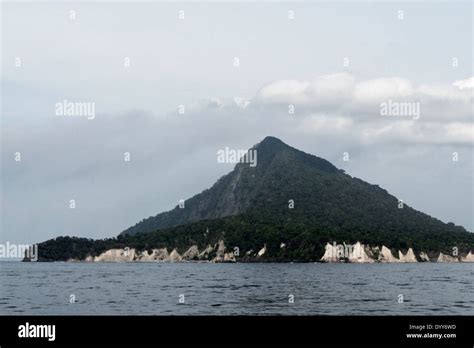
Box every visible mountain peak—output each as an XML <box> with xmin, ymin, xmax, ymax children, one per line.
<box><xmin>253</xmin><ymin>136</ymin><xmax>338</xmax><ymax>174</ymax></box>
<box><xmin>253</xmin><ymin>136</ymin><xmax>291</xmax><ymax>154</ymax></box>
<box><xmin>120</xmin><ymin>137</ymin><xmax>468</xmax><ymax>244</ymax></box>
<box><xmin>258</xmin><ymin>136</ymin><xmax>286</xmax><ymax>146</ymax></box>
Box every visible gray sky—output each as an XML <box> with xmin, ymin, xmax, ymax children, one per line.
<box><xmin>1</xmin><ymin>1</ymin><xmax>473</xmax><ymax>246</ymax></box>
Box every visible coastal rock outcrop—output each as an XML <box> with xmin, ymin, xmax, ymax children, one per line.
<box><xmin>419</xmin><ymin>252</ymin><xmax>430</xmax><ymax>262</ymax></box>
<box><xmin>379</xmin><ymin>246</ymin><xmax>399</xmax><ymax>263</ymax></box>
<box><xmin>212</xmin><ymin>240</ymin><xmax>225</xmax><ymax>262</ymax></box>
<box><xmin>437</xmin><ymin>252</ymin><xmax>458</xmax><ymax>263</ymax></box>
<box><xmin>461</xmin><ymin>251</ymin><xmax>474</xmax><ymax>262</ymax></box>
<box><xmin>93</xmin><ymin>248</ymin><xmax>136</xmax><ymax>262</ymax></box>
<box><xmin>138</xmin><ymin>248</ymin><xmax>169</xmax><ymax>261</ymax></box>
<box><xmin>212</xmin><ymin>240</ymin><xmax>236</xmax><ymax>262</ymax></box>
<box><xmin>320</xmin><ymin>242</ymin><xmax>341</xmax><ymax>262</ymax></box>
<box><xmin>348</xmin><ymin>242</ymin><xmax>374</xmax><ymax>263</ymax></box>
<box><xmin>182</xmin><ymin>245</ymin><xmax>199</xmax><ymax>260</ymax></box>
<box><xmin>398</xmin><ymin>248</ymin><xmax>417</xmax><ymax>263</ymax></box>
<box><xmin>223</xmin><ymin>252</ymin><xmax>236</xmax><ymax>262</ymax></box>
<box><xmin>89</xmin><ymin>247</ymin><xmax>180</xmax><ymax>262</ymax></box>
<box><xmin>198</xmin><ymin>245</ymin><xmax>214</xmax><ymax>259</ymax></box>
<box><xmin>76</xmin><ymin>241</ymin><xmax>472</xmax><ymax>264</ymax></box>
<box><xmin>169</xmin><ymin>249</ymin><xmax>182</xmax><ymax>262</ymax></box>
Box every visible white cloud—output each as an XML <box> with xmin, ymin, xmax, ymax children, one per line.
<box><xmin>257</xmin><ymin>74</ymin><xmax>473</xmax><ymax>119</ymax></box>
<box><xmin>256</xmin><ymin>79</ymin><xmax>311</xmax><ymax>104</ymax></box>
<box><xmin>444</xmin><ymin>122</ymin><xmax>474</xmax><ymax>144</ymax></box>
<box><xmin>233</xmin><ymin>97</ymin><xmax>251</xmax><ymax>109</ymax></box>
<box><xmin>181</xmin><ymin>73</ymin><xmax>473</xmax><ymax>147</ymax></box>
<box><xmin>257</xmin><ymin>73</ymin><xmax>415</xmax><ymax>106</ymax></box>
<box><xmin>453</xmin><ymin>77</ymin><xmax>474</xmax><ymax>90</ymax></box>
<box><xmin>358</xmin><ymin>121</ymin><xmax>473</xmax><ymax>146</ymax></box>
<box><xmin>256</xmin><ymin>73</ymin><xmax>355</xmax><ymax>107</ymax></box>
<box><xmin>253</xmin><ymin>73</ymin><xmax>474</xmax><ymax>147</ymax></box>
<box><xmin>353</xmin><ymin>77</ymin><xmax>413</xmax><ymax>104</ymax></box>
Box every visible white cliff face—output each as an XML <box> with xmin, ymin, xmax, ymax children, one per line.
<box><xmin>320</xmin><ymin>242</ymin><xmax>341</xmax><ymax>262</ymax></box>
<box><xmin>155</xmin><ymin>248</ymin><xmax>170</xmax><ymax>261</ymax></box>
<box><xmin>461</xmin><ymin>251</ymin><xmax>474</xmax><ymax>262</ymax></box>
<box><xmin>198</xmin><ymin>245</ymin><xmax>214</xmax><ymax>259</ymax></box>
<box><xmin>91</xmin><ymin>248</ymin><xmax>177</xmax><ymax>262</ymax></box>
<box><xmin>379</xmin><ymin>246</ymin><xmax>399</xmax><ymax>263</ymax></box>
<box><xmin>318</xmin><ymin>245</ymin><xmax>474</xmax><ymax>264</ymax></box>
<box><xmin>405</xmin><ymin>248</ymin><xmax>417</xmax><ymax>262</ymax></box>
<box><xmin>169</xmin><ymin>249</ymin><xmax>182</xmax><ymax>262</ymax></box>
<box><xmin>398</xmin><ymin>248</ymin><xmax>417</xmax><ymax>263</ymax></box>
<box><xmin>318</xmin><ymin>242</ymin><xmax>474</xmax><ymax>264</ymax></box>
<box><xmin>78</xmin><ymin>242</ymin><xmax>468</xmax><ymax>264</ymax></box>
<box><xmin>223</xmin><ymin>252</ymin><xmax>236</xmax><ymax>262</ymax></box>
<box><xmin>182</xmin><ymin>245</ymin><xmax>199</xmax><ymax>260</ymax></box>
<box><xmin>349</xmin><ymin>242</ymin><xmax>374</xmax><ymax>263</ymax></box>
<box><xmin>217</xmin><ymin>240</ymin><xmax>226</xmax><ymax>253</ymax></box>
<box><xmin>93</xmin><ymin>248</ymin><xmax>136</xmax><ymax>262</ymax></box>
<box><xmin>212</xmin><ymin>240</ymin><xmax>226</xmax><ymax>262</ymax></box>
<box><xmin>437</xmin><ymin>252</ymin><xmax>459</xmax><ymax>263</ymax></box>
<box><xmin>419</xmin><ymin>252</ymin><xmax>430</xmax><ymax>262</ymax></box>
<box><xmin>84</xmin><ymin>245</ymin><xmax>216</xmax><ymax>262</ymax></box>
<box><xmin>138</xmin><ymin>248</ymin><xmax>169</xmax><ymax>261</ymax></box>
<box><xmin>212</xmin><ymin>240</ymin><xmax>236</xmax><ymax>262</ymax></box>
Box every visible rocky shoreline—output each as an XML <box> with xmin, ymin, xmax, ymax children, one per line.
<box><xmin>320</xmin><ymin>241</ymin><xmax>474</xmax><ymax>263</ymax></box>
<box><xmin>65</xmin><ymin>240</ymin><xmax>474</xmax><ymax>263</ymax></box>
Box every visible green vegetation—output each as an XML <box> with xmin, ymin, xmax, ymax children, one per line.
<box><xmin>36</xmin><ymin>213</ymin><xmax>474</xmax><ymax>261</ymax></box>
